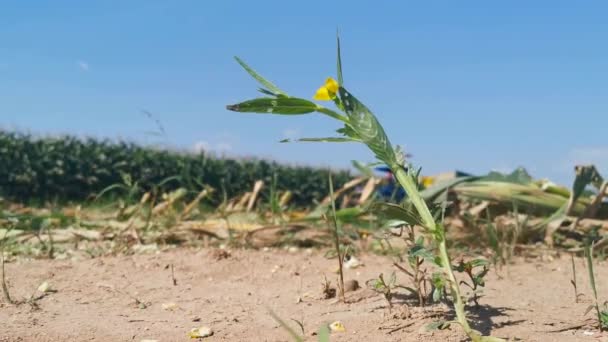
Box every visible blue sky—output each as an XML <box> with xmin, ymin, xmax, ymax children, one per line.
<box><xmin>1</xmin><ymin>1</ymin><xmax>607</xmax><ymax>186</ymax></box>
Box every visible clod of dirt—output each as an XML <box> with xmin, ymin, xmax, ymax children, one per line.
<box><xmin>161</xmin><ymin>302</ymin><xmax>179</xmax><ymax>311</ymax></box>
<box><xmin>344</xmin><ymin>279</ymin><xmax>359</xmax><ymax>292</ymax></box>
<box><xmin>392</xmin><ymin>305</ymin><xmax>411</xmax><ymax>320</ymax></box>
<box><xmin>329</xmin><ymin>321</ymin><xmax>346</xmax><ymax>333</ymax></box>
<box><xmin>37</xmin><ymin>281</ymin><xmax>55</xmax><ymax>293</ymax></box>
<box><xmin>188</xmin><ymin>326</ymin><xmax>213</xmax><ymax>338</ymax></box>
<box><xmin>210</xmin><ymin>249</ymin><xmax>231</xmax><ymax>261</ymax></box>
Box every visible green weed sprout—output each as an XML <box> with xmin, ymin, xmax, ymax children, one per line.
<box><xmin>227</xmin><ymin>35</ymin><xmax>504</xmax><ymax>342</ymax></box>
<box><xmin>584</xmin><ymin>243</ymin><xmax>608</xmax><ymax>331</ymax></box>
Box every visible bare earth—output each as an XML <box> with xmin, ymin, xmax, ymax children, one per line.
<box><xmin>2</xmin><ymin>248</ymin><xmax>608</xmax><ymax>342</ymax></box>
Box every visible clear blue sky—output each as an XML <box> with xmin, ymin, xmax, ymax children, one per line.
<box><xmin>2</xmin><ymin>1</ymin><xmax>607</xmax><ymax>186</ymax></box>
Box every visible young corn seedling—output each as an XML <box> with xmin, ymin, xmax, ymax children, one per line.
<box><xmin>227</xmin><ymin>34</ymin><xmax>505</xmax><ymax>342</ymax></box>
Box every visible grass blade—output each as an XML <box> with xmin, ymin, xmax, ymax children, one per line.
<box><xmin>584</xmin><ymin>243</ymin><xmax>603</xmax><ymax>330</ymax></box>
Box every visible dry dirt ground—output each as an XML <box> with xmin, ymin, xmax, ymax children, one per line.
<box><xmin>2</xmin><ymin>247</ymin><xmax>608</xmax><ymax>342</ymax></box>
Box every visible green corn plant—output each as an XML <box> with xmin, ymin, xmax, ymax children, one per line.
<box><xmin>227</xmin><ymin>34</ymin><xmax>505</xmax><ymax>342</ymax></box>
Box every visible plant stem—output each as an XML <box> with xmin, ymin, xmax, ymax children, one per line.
<box><xmin>328</xmin><ymin>173</ymin><xmax>346</xmax><ymax>302</ymax></box>
<box><xmin>571</xmin><ymin>253</ymin><xmax>578</xmax><ymax>303</ymax></box>
<box><xmin>393</xmin><ymin>167</ymin><xmax>481</xmax><ymax>341</ymax></box>
<box><xmin>585</xmin><ymin>244</ymin><xmax>603</xmax><ymax>331</ymax></box>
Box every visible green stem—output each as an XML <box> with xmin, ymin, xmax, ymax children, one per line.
<box><xmin>393</xmin><ymin>167</ymin><xmax>482</xmax><ymax>341</ymax></box>
<box><xmin>315</xmin><ymin>106</ymin><xmax>349</xmax><ymax>123</ymax></box>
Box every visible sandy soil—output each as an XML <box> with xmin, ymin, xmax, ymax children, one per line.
<box><xmin>1</xmin><ymin>247</ymin><xmax>608</xmax><ymax>342</ymax></box>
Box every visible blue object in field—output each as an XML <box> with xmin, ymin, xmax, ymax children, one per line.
<box><xmin>374</xmin><ymin>166</ymin><xmax>392</xmax><ymax>173</ymax></box>
<box><xmin>377</xmin><ymin>183</ymin><xmax>406</xmax><ymax>202</ymax></box>
<box><xmin>374</xmin><ymin>165</ymin><xmax>406</xmax><ymax>202</ymax></box>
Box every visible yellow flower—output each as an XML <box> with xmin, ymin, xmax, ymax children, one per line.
<box><xmin>313</xmin><ymin>77</ymin><xmax>339</xmax><ymax>101</ymax></box>
<box><xmin>421</xmin><ymin>176</ymin><xmax>435</xmax><ymax>188</ymax></box>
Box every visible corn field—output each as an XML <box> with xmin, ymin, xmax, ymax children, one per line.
<box><xmin>0</xmin><ymin>130</ymin><xmax>351</xmax><ymax>207</ymax></box>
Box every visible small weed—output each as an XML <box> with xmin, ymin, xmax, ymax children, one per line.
<box><xmin>366</xmin><ymin>272</ymin><xmax>398</xmax><ymax>312</ymax></box>
<box><xmin>393</xmin><ymin>230</ymin><xmax>433</xmax><ymax>306</ymax></box>
<box><xmin>454</xmin><ymin>258</ymin><xmax>490</xmax><ymax>308</ymax></box>
<box><xmin>321</xmin><ymin>275</ymin><xmax>336</xmax><ymax>299</ymax></box>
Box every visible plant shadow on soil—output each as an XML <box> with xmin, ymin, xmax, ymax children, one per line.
<box><xmin>468</xmin><ymin>305</ymin><xmax>524</xmax><ymax>336</ymax></box>
<box><xmin>390</xmin><ymin>291</ymin><xmax>523</xmax><ymax>339</ymax></box>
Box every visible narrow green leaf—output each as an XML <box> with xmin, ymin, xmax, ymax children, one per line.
<box><xmin>258</xmin><ymin>88</ymin><xmax>278</xmax><ymax>96</ymax></box>
<box><xmin>317</xmin><ymin>324</ymin><xmax>330</xmax><ymax>342</ymax></box>
<box><xmin>409</xmin><ymin>245</ymin><xmax>434</xmax><ymax>262</ymax></box>
<box><xmin>470</xmin><ymin>259</ymin><xmax>490</xmax><ymax>267</ymax></box>
<box><xmin>315</xmin><ymin>106</ymin><xmax>349</xmax><ymax>123</ymax></box>
<box><xmin>584</xmin><ymin>243</ymin><xmax>605</xmax><ymax>331</ymax></box>
<box><xmin>234</xmin><ymin>56</ymin><xmax>287</xmax><ymax>96</ymax></box>
<box><xmin>426</xmin><ymin>321</ymin><xmax>451</xmax><ymax>331</ymax></box>
<box><xmin>418</xmin><ymin>176</ymin><xmax>479</xmax><ymax>203</ymax></box>
<box><xmin>336</xmin><ymin>30</ymin><xmax>344</xmax><ymax>85</ymax></box>
<box><xmin>370</xmin><ymin>202</ymin><xmax>423</xmax><ymax>227</ymax></box>
<box><xmin>281</xmin><ymin>137</ymin><xmax>360</xmax><ymax>143</ymax></box>
<box><xmin>227</xmin><ymin>97</ymin><xmax>317</xmax><ymax>115</ymax></box>
<box><xmin>268</xmin><ymin>309</ymin><xmax>304</xmax><ymax>342</ymax></box>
